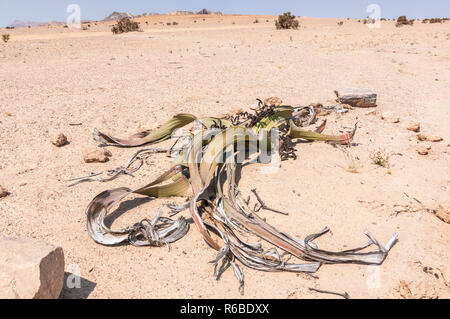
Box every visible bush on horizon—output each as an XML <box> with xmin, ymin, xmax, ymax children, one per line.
<box><xmin>275</xmin><ymin>12</ymin><xmax>299</xmax><ymax>30</ymax></box>
<box><xmin>111</xmin><ymin>18</ymin><xmax>140</xmax><ymax>34</ymax></box>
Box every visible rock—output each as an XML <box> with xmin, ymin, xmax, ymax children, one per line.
<box><xmin>416</xmin><ymin>146</ymin><xmax>430</xmax><ymax>155</ymax></box>
<box><xmin>263</xmin><ymin>96</ymin><xmax>283</xmax><ymax>107</ymax></box>
<box><xmin>103</xmin><ymin>11</ymin><xmax>133</xmax><ymax>21</ymax></box>
<box><xmin>219</xmin><ymin>107</ymin><xmax>244</xmax><ymax>119</ymax></box>
<box><xmin>435</xmin><ymin>200</ymin><xmax>450</xmax><ymax>224</ymax></box>
<box><xmin>381</xmin><ymin>112</ymin><xmax>400</xmax><ymax>123</ymax></box>
<box><xmin>341</xmin><ymin>103</ymin><xmax>353</xmax><ymax>110</ymax></box>
<box><xmin>83</xmin><ymin>147</ymin><xmax>112</xmax><ymax>163</ymax></box>
<box><xmin>334</xmin><ymin>88</ymin><xmax>377</xmax><ymax>107</ymax></box>
<box><xmin>407</xmin><ymin>121</ymin><xmax>420</xmax><ymax>132</ymax></box>
<box><xmin>0</xmin><ymin>186</ymin><xmax>9</xmax><ymax>198</ymax></box>
<box><xmin>398</xmin><ymin>281</ymin><xmax>413</xmax><ymax>299</ymax></box>
<box><xmin>51</xmin><ymin>133</ymin><xmax>68</xmax><ymax>147</ymax></box>
<box><xmin>417</xmin><ymin>134</ymin><xmax>443</xmax><ymax>142</ymax></box>
<box><xmin>0</xmin><ymin>235</ymin><xmax>65</xmax><ymax>299</ymax></box>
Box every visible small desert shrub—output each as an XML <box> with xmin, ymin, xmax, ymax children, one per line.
<box><xmin>254</xmin><ymin>19</ymin><xmax>259</xmax><ymax>24</ymax></box>
<box><xmin>2</xmin><ymin>34</ymin><xmax>10</xmax><ymax>43</ymax></box>
<box><xmin>396</xmin><ymin>15</ymin><xmax>413</xmax><ymax>27</ymax></box>
<box><xmin>370</xmin><ymin>150</ymin><xmax>391</xmax><ymax>168</ymax></box>
<box><xmin>429</xmin><ymin>18</ymin><xmax>443</xmax><ymax>23</ymax></box>
<box><xmin>363</xmin><ymin>18</ymin><xmax>376</xmax><ymax>25</ymax></box>
<box><xmin>275</xmin><ymin>12</ymin><xmax>299</xmax><ymax>30</ymax></box>
<box><xmin>172</xmin><ymin>21</ymin><xmax>179</xmax><ymax>25</ymax></box>
<box><xmin>166</xmin><ymin>22</ymin><xmax>172</xmax><ymax>26</ymax></box>
<box><xmin>111</xmin><ymin>18</ymin><xmax>140</xmax><ymax>34</ymax></box>
<box><xmin>337</xmin><ymin>21</ymin><xmax>344</xmax><ymax>26</ymax></box>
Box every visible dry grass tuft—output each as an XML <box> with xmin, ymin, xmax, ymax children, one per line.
<box><xmin>338</xmin><ymin>147</ymin><xmax>362</xmax><ymax>173</ymax></box>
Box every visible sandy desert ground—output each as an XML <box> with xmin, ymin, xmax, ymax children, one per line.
<box><xmin>0</xmin><ymin>15</ymin><xmax>449</xmax><ymax>299</ymax></box>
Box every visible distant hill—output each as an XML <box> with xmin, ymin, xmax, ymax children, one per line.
<box><xmin>167</xmin><ymin>9</ymin><xmax>223</xmax><ymax>15</ymax></box>
<box><xmin>103</xmin><ymin>12</ymin><xmax>133</xmax><ymax>21</ymax></box>
<box><xmin>8</xmin><ymin>20</ymin><xmax>45</xmax><ymax>28</ymax></box>
<box><xmin>168</xmin><ymin>10</ymin><xmax>195</xmax><ymax>15</ymax></box>
<box><xmin>197</xmin><ymin>9</ymin><xmax>223</xmax><ymax>15</ymax></box>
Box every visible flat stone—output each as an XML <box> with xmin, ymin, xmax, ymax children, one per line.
<box><xmin>416</xmin><ymin>146</ymin><xmax>430</xmax><ymax>155</ymax></box>
<box><xmin>83</xmin><ymin>147</ymin><xmax>112</xmax><ymax>163</ymax></box>
<box><xmin>381</xmin><ymin>111</ymin><xmax>400</xmax><ymax>123</ymax></box>
<box><xmin>417</xmin><ymin>134</ymin><xmax>443</xmax><ymax>142</ymax></box>
<box><xmin>263</xmin><ymin>96</ymin><xmax>283</xmax><ymax>107</ymax></box>
<box><xmin>406</xmin><ymin>121</ymin><xmax>420</xmax><ymax>132</ymax></box>
<box><xmin>335</xmin><ymin>88</ymin><xmax>377</xmax><ymax>107</ymax></box>
<box><xmin>0</xmin><ymin>236</ymin><xmax>65</xmax><ymax>299</ymax></box>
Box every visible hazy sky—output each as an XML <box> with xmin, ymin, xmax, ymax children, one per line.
<box><xmin>1</xmin><ymin>0</ymin><xmax>449</xmax><ymax>27</ymax></box>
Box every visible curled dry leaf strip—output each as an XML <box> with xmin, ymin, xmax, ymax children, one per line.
<box><xmin>77</xmin><ymin>102</ymin><xmax>395</xmax><ymax>294</ymax></box>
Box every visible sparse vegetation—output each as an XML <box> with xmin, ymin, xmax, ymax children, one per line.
<box><xmin>275</xmin><ymin>12</ymin><xmax>299</xmax><ymax>30</ymax></box>
<box><xmin>428</xmin><ymin>18</ymin><xmax>448</xmax><ymax>23</ymax></box>
<box><xmin>2</xmin><ymin>34</ymin><xmax>10</xmax><ymax>43</ymax></box>
<box><xmin>396</xmin><ymin>16</ymin><xmax>413</xmax><ymax>27</ymax></box>
<box><xmin>337</xmin><ymin>21</ymin><xmax>344</xmax><ymax>26</ymax></box>
<box><xmin>111</xmin><ymin>18</ymin><xmax>141</xmax><ymax>34</ymax></box>
<box><xmin>253</xmin><ymin>19</ymin><xmax>259</xmax><ymax>24</ymax></box>
<box><xmin>172</xmin><ymin>21</ymin><xmax>179</xmax><ymax>26</ymax></box>
<box><xmin>363</xmin><ymin>18</ymin><xmax>376</xmax><ymax>25</ymax></box>
<box><xmin>370</xmin><ymin>150</ymin><xmax>391</xmax><ymax>168</ymax></box>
